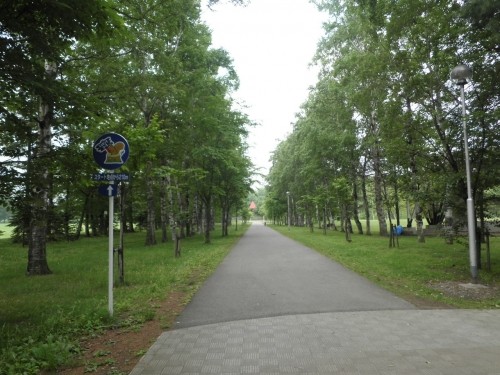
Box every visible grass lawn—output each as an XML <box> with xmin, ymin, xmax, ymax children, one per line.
<box><xmin>271</xmin><ymin>224</ymin><xmax>500</xmax><ymax>309</ymax></box>
<box><xmin>0</xmin><ymin>222</ymin><xmax>12</xmax><ymax>239</ymax></box>
<box><xmin>0</xmin><ymin>225</ymin><xmax>249</xmax><ymax>374</ymax></box>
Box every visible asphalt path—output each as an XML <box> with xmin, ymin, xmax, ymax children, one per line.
<box><xmin>174</xmin><ymin>222</ymin><xmax>414</xmax><ymax>329</ymax></box>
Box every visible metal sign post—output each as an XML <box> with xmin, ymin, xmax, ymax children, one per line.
<box><xmin>92</xmin><ymin>133</ymin><xmax>129</xmax><ymax>316</ymax></box>
<box><xmin>108</xmin><ymin>173</ymin><xmax>115</xmax><ymax>315</ymax></box>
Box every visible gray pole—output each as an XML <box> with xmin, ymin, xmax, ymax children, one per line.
<box><xmin>287</xmin><ymin>191</ymin><xmax>291</xmax><ymax>231</ymax></box>
<box><xmin>460</xmin><ymin>83</ymin><xmax>478</xmax><ymax>281</ymax></box>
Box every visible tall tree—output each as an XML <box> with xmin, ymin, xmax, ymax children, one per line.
<box><xmin>0</xmin><ymin>0</ymin><xmax>118</xmax><ymax>275</ymax></box>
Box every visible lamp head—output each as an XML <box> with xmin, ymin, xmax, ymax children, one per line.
<box><xmin>450</xmin><ymin>64</ymin><xmax>472</xmax><ymax>85</ymax></box>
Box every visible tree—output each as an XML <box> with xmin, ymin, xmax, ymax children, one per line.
<box><xmin>0</xmin><ymin>0</ymin><xmax>119</xmax><ymax>275</ymax></box>
<box><xmin>462</xmin><ymin>0</ymin><xmax>500</xmax><ymax>53</ymax></box>
<box><xmin>1</xmin><ymin>0</ymin><xmax>253</xmax><ymax>275</ymax></box>
<box><xmin>268</xmin><ymin>0</ymin><xmax>500</xmax><ymax>251</ymax></box>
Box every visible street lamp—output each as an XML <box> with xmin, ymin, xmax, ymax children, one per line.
<box><xmin>450</xmin><ymin>64</ymin><xmax>478</xmax><ymax>282</ymax></box>
<box><xmin>286</xmin><ymin>191</ymin><xmax>291</xmax><ymax>231</ymax></box>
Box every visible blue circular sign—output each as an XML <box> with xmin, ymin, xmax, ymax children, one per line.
<box><xmin>93</xmin><ymin>133</ymin><xmax>130</xmax><ymax>170</ymax></box>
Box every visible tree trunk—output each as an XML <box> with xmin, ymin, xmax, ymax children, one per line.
<box><xmin>210</xmin><ymin>206</ymin><xmax>215</xmax><ymax>231</ymax></box>
<box><xmin>196</xmin><ymin>195</ymin><xmax>203</xmax><ymax>235</ymax></box>
<box><xmin>225</xmin><ymin>205</ymin><xmax>229</xmax><ymax>236</ymax></box>
<box><xmin>415</xmin><ymin>202</ymin><xmax>425</xmax><ymax>243</ymax></box>
<box><xmin>444</xmin><ymin>207</ymin><xmax>454</xmax><ymax>244</ymax></box>
<box><xmin>343</xmin><ymin>205</ymin><xmax>352</xmax><ymax>242</ymax></box>
<box><xmin>27</xmin><ymin>61</ymin><xmax>56</xmax><ymax>276</ymax></box>
<box><xmin>160</xmin><ymin>177</ymin><xmax>168</xmax><ymax>243</ymax></box>
<box><xmin>370</xmin><ymin>111</ymin><xmax>387</xmax><ymax>236</ymax></box>
<box><xmin>478</xmin><ymin>189</ymin><xmax>486</xmax><ymax>243</ymax></box>
<box><xmin>176</xmin><ymin>183</ymin><xmax>186</xmax><ymax>239</ymax></box>
<box><xmin>323</xmin><ymin>204</ymin><xmax>327</xmax><ymax>235</ymax></box>
<box><xmin>145</xmin><ymin>161</ymin><xmax>156</xmax><ymax>246</ymax></box>
<box><xmin>120</xmin><ymin>182</ymin><xmax>129</xmax><ymax>233</ymax></box>
<box><xmin>63</xmin><ymin>183</ymin><xmax>71</xmax><ymax>241</ymax></box>
<box><xmin>85</xmin><ymin>198</ymin><xmax>91</xmax><ymax>237</ymax></box>
<box><xmin>394</xmin><ymin>178</ymin><xmax>400</xmax><ymax>226</ymax></box>
<box><xmin>75</xmin><ymin>192</ymin><xmax>89</xmax><ymax>240</ymax></box>
<box><xmin>203</xmin><ymin>197</ymin><xmax>212</xmax><ymax>244</ymax></box>
<box><xmin>406</xmin><ymin>200</ymin><xmax>414</xmax><ymax>228</ymax></box>
<box><xmin>221</xmin><ymin>205</ymin><xmax>228</xmax><ymax>237</ymax></box>
<box><xmin>339</xmin><ymin>206</ymin><xmax>345</xmax><ymax>233</ymax></box>
<box><xmin>362</xmin><ymin>157</ymin><xmax>371</xmax><ymax>235</ymax></box>
<box><xmin>166</xmin><ymin>174</ymin><xmax>181</xmax><ymax>257</ymax></box>
<box><xmin>403</xmin><ymin>96</ymin><xmax>416</xmax><ymax>231</ymax></box>
<box><xmin>308</xmin><ymin>206</ymin><xmax>314</xmax><ymax>233</ymax></box>
<box><xmin>47</xmin><ymin>171</ymin><xmax>55</xmax><ymax>241</ymax></box>
<box><xmin>125</xmin><ymin>181</ymin><xmax>134</xmax><ymax>232</ymax></box>
<box><xmin>352</xmin><ymin>179</ymin><xmax>363</xmax><ymax>234</ymax></box>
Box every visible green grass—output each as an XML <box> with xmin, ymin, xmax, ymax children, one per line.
<box><xmin>0</xmin><ymin>225</ymin><xmax>249</xmax><ymax>374</ymax></box>
<box><xmin>271</xmin><ymin>224</ymin><xmax>500</xmax><ymax>309</ymax></box>
<box><xmin>0</xmin><ymin>223</ymin><xmax>12</xmax><ymax>239</ymax></box>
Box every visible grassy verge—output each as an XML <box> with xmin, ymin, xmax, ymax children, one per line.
<box><xmin>0</xmin><ymin>223</ymin><xmax>12</xmax><ymax>239</ymax></box>
<box><xmin>271</xmin><ymin>224</ymin><xmax>500</xmax><ymax>309</ymax></box>
<box><xmin>0</xmin><ymin>224</ymin><xmax>249</xmax><ymax>374</ymax></box>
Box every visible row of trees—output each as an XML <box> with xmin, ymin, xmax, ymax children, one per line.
<box><xmin>265</xmin><ymin>0</ymin><xmax>499</xmax><ymax>243</ymax></box>
<box><xmin>0</xmin><ymin>0</ymin><xmax>253</xmax><ymax>275</ymax></box>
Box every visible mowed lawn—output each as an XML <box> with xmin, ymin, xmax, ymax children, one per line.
<box><xmin>0</xmin><ymin>224</ymin><xmax>249</xmax><ymax>374</ymax></box>
<box><xmin>0</xmin><ymin>222</ymin><xmax>12</xmax><ymax>239</ymax></box>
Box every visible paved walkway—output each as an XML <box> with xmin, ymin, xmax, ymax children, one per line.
<box><xmin>130</xmin><ymin>223</ymin><xmax>500</xmax><ymax>374</ymax></box>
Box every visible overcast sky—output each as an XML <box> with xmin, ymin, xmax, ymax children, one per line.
<box><xmin>201</xmin><ymin>0</ymin><xmax>326</xmax><ymax>185</ymax></box>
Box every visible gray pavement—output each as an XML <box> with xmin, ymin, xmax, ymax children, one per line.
<box><xmin>175</xmin><ymin>222</ymin><xmax>413</xmax><ymax>328</ymax></box>
<box><xmin>130</xmin><ymin>223</ymin><xmax>500</xmax><ymax>374</ymax></box>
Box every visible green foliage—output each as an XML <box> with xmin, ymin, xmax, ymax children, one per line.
<box><xmin>462</xmin><ymin>0</ymin><xmax>500</xmax><ymax>52</ymax></box>
<box><xmin>0</xmin><ymin>206</ymin><xmax>10</xmax><ymax>223</ymax></box>
<box><xmin>1</xmin><ymin>0</ymin><xmax>252</xmax><ymax>268</ymax></box>
<box><xmin>0</xmin><ymin>225</ymin><xmax>249</xmax><ymax>373</ymax></box>
<box><xmin>269</xmin><ymin>0</ymin><xmax>500</xmax><ymax>234</ymax></box>
<box><xmin>241</xmin><ymin>209</ymin><xmax>252</xmax><ymax>223</ymax></box>
<box><xmin>30</xmin><ymin>335</ymin><xmax>78</xmax><ymax>371</ymax></box>
<box><xmin>0</xmin><ymin>334</ymin><xmax>79</xmax><ymax>374</ymax></box>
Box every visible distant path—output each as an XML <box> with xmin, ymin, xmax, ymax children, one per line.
<box><xmin>174</xmin><ymin>222</ymin><xmax>414</xmax><ymax>328</ymax></box>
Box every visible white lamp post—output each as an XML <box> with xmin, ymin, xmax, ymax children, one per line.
<box><xmin>450</xmin><ymin>64</ymin><xmax>478</xmax><ymax>281</ymax></box>
<box><xmin>286</xmin><ymin>191</ymin><xmax>291</xmax><ymax>231</ymax></box>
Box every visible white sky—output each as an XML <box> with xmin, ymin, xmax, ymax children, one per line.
<box><xmin>201</xmin><ymin>0</ymin><xmax>326</xmax><ymax>185</ymax></box>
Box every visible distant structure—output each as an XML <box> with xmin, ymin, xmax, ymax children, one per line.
<box><xmin>249</xmin><ymin>201</ymin><xmax>257</xmax><ymax>211</ymax></box>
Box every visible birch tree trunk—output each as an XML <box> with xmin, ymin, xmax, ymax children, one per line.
<box><xmin>27</xmin><ymin>61</ymin><xmax>56</xmax><ymax>275</ymax></box>
<box><xmin>361</xmin><ymin>158</ymin><xmax>371</xmax><ymax>235</ymax></box>
<box><xmin>373</xmin><ymin>158</ymin><xmax>387</xmax><ymax>236</ymax></box>
<box><xmin>405</xmin><ymin>97</ymin><xmax>425</xmax><ymax>242</ymax></box>
<box><xmin>370</xmin><ymin>112</ymin><xmax>387</xmax><ymax>236</ymax></box>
